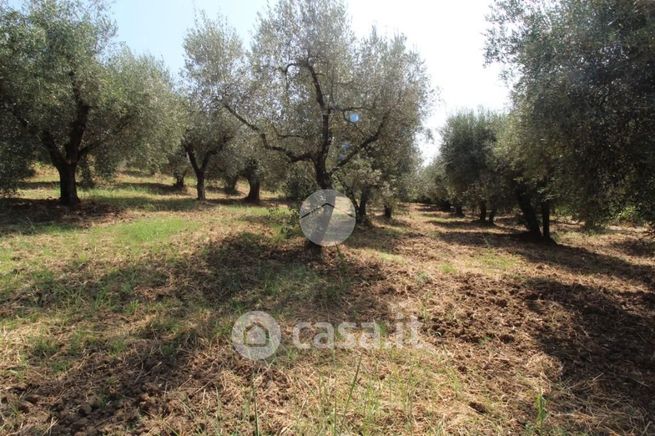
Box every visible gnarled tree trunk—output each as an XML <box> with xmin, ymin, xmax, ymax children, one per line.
<box><xmin>185</xmin><ymin>145</ymin><xmax>212</xmax><ymax>201</ymax></box>
<box><xmin>515</xmin><ymin>184</ymin><xmax>541</xmax><ymax>238</ymax></box>
<box><xmin>245</xmin><ymin>173</ymin><xmax>260</xmax><ymax>203</ymax></box>
<box><xmin>173</xmin><ymin>169</ymin><xmax>187</xmax><ymax>190</ymax></box>
<box><xmin>356</xmin><ymin>187</ymin><xmax>370</xmax><ymax>224</ymax></box>
<box><xmin>242</xmin><ymin>159</ymin><xmax>261</xmax><ymax>203</ymax></box>
<box><xmin>224</xmin><ymin>175</ymin><xmax>238</xmax><ymax>194</ymax></box>
<box><xmin>195</xmin><ymin>172</ymin><xmax>206</xmax><ymax>201</ymax></box>
<box><xmin>314</xmin><ymin>159</ymin><xmax>332</xmax><ymax>190</ymax></box>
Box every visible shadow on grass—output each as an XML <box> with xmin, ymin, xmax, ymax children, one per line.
<box><xmin>609</xmin><ymin>238</ymin><xmax>655</xmax><ymax>259</ymax></box>
<box><xmin>2</xmin><ymin>232</ymin><xmax>389</xmax><ymax>433</ymax></box>
<box><xmin>0</xmin><ymin>198</ymin><xmax>123</xmax><ymax>236</ymax></box>
<box><xmin>431</xmin><ymin>228</ymin><xmax>655</xmax><ymax>289</ymax></box>
<box><xmin>111</xmin><ymin>181</ymin><xmax>190</xmax><ymax>196</ymax></box>
<box><xmin>520</xmin><ymin>276</ymin><xmax>655</xmax><ymax>431</ymax></box>
<box><xmin>0</xmin><ymin>195</ymin><xmax>286</xmax><ymax>237</ymax></box>
<box><xmin>344</xmin><ymin>222</ymin><xmax>419</xmax><ymax>255</ymax></box>
<box><xmin>428</xmin><ymin>219</ymin><xmax>497</xmax><ymax>230</ymax></box>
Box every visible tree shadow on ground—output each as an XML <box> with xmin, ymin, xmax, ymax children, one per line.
<box><xmin>111</xmin><ymin>181</ymin><xmax>191</xmax><ymax>195</ymax></box>
<box><xmin>0</xmin><ymin>198</ymin><xmax>124</xmax><ymax>235</ymax></box>
<box><xmin>417</xmin><ymin>267</ymin><xmax>654</xmax><ymax>432</ymax></box>
<box><xmin>1</xmin><ymin>232</ymin><xmax>390</xmax><ymax>433</ymax></box>
<box><xmin>520</xmin><ymin>276</ymin><xmax>655</xmax><ymax>431</ymax></box>
<box><xmin>427</xmin><ymin>219</ymin><xmax>499</xmax><ymax>230</ymax></box>
<box><xmin>609</xmin><ymin>238</ymin><xmax>655</xmax><ymax>259</ymax></box>
<box><xmin>430</xmin><ymin>226</ymin><xmax>655</xmax><ymax>290</ymax></box>
<box><xmin>0</xmin><ymin>195</ymin><xmax>289</xmax><ymax>237</ymax></box>
<box><xmin>344</xmin><ymin>221</ymin><xmax>422</xmax><ymax>255</ymax></box>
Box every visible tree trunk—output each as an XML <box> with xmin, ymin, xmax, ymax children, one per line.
<box><xmin>57</xmin><ymin>162</ymin><xmax>80</xmax><ymax>207</ymax></box>
<box><xmin>173</xmin><ymin>173</ymin><xmax>185</xmax><ymax>190</ymax></box>
<box><xmin>488</xmin><ymin>208</ymin><xmax>497</xmax><ymax>225</ymax></box>
<box><xmin>515</xmin><ymin>184</ymin><xmax>541</xmax><ymax>238</ymax></box>
<box><xmin>224</xmin><ymin>175</ymin><xmax>238</xmax><ymax>194</ymax></box>
<box><xmin>541</xmin><ymin>200</ymin><xmax>551</xmax><ymax>241</ymax></box>
<box><xmin>478</xmin><ymin>201</ymin><xmax>487</xmax><ymax>223</ymax></box>
<box><xmin>454</xmin><ymin>204</ymin><xmax>464</xmax><ymax>217</ymax></box>
<box><xmin>314</xmin><ymin>159</ymin><xmax>332</xmax><ymax>189</ymax></box>
<box><xmin>196</xmin><ymin>172</ymin><xmax>206</xmax><ymax>201</ymax></box>
<box><xmin>356</xmin><ymin>188</ymin><xmax>370</xmax><ymax>224</ymax></box>
<box><xmin>384</xmin><ymin>204</ymin><xmax>393</xmax><ymax>219</ymax></box>
<box><xmin>304</xmin><ymin>158</ymin><xmax>335</xmax><ymax>250</ymax></box>
<box><xmin>185</xmin><ymin>147</ymin><xmax>208</xmax><ymax>201</ymax></box>
<box><xmin>245</xmin><ymin>173</ymin><xmax>261</xmax><ymax>203</ymax></box>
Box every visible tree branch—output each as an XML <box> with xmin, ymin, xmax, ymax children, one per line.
<box><xmin>221</xmin><ymin>101</ymin><xmax>313</xmax><ymax>163</ymax></box>
<box><xmin>329</xmin><ymin>111</ymin><xmax>389</xmax><ymax>175</ymax></box>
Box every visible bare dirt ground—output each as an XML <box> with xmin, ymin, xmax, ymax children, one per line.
<box><xmin>1</xmin><ymin>175</ymin><xmax>654</xmax><ymax>434</ymax></box>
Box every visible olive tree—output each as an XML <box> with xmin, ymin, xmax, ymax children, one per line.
<box><xmin>216</xmin><ymin>0</ymin><xmax>431</xmax><ymax>192</ymax></box>
<box><xmin>181</xmin><ymin>99</ymin><xmax>240</xmax><ymax>201</ymax></box>
<box><xmin>486</xmin><ymin>0</ymin><xmax>655</xmax><ymax>230</ymax></box>
<box><xmin>0</xmin><ymin>0</ymin><xmax>184</xmax><ymax>205</ymax></box>
<box><xmin>336</xmin><ymin>128</ymin><xmax>421</xmax><ymax>223</ymax></box>
<box><xmin>181</xmin><ymin>13</ymin><xmax>247</xmax><ymax>201</ymax></box>
<box><xmin>440</xmin><ymin>110</ymin><xmax>505</xmax><ymax>223</ymax></box>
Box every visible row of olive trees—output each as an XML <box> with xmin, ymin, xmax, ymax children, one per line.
<box><xmin>179</xmin><ymin>0</ymin><xmax>432</xmax><ymax>219</ymax></box>
<box><xmin>488</xmin><ymin>0</ymin><xmax>655</xmax><ymax>232</ymax></box>
<box><xmin>0</xmin><ymin>0</ymin><xmax>431</xmax><ymax>218</ymax></box>
<box><xmin>419</xmin><ymin>0</ymin><xmax>654</xmax><ymax>240</ymax></box>
<box><xmin>420</xmin><ymin>110</ymin><xmax>552</xmax><ymax>240</ymax></box>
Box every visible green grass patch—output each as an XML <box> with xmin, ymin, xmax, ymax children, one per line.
<box><xmin>473</xmin><ymin>249</ymin><xmax>518</xmax><ymax>271</ymax></box>
<box><xmin>29</xmin><ymin>334</ymin><xmax>59</xmax><ymax>359</ymax></box>
<box><xmin>98</xmin><ymin>216</ymin><xmax>198</xmax><ymax>246</ymax></box>
<box><xmin>439</xmin><ymin>262</ymin><xmax>457</xmax><ymax>274</ymax></box>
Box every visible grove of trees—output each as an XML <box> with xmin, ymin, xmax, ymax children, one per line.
<box><xmin>1</xmin><ymin>0</ymin><xmax>653</xmax><ymax>238</ymax></box>
<box><xmin>0</xmin><ymin>0</ymin><xmax>431</xmax><ymax>224</ymax></box>
<box><xmin>418</xmin><ymin>0</ymin><xmax>654</xmax><ymax>240</ymax></box>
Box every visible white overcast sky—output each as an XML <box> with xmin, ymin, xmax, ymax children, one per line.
<box><xmin>110</xmin><ymin>0</ymin><xmax>511</xmax><ymax>161</ymax></box>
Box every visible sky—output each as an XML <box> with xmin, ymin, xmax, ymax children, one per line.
<box><xmin>110</xmin><ymin>0</ymin><xmax>510</xmax><ymax>161</ymax></box>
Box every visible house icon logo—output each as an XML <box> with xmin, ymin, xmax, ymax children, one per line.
<box><xmin>299</xmin><ymin>189</ymin><xmax>356</xmax><ymax>246</ymax></box>
<box><xmin>231</xmin><ymin>311</ymin><xmax>281</xmax><ymax>360</ymax></box>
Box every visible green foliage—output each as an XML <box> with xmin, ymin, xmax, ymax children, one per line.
<box><xmin>267</xmin><ymin>207</ymin><xmax>300</xmax><ymax>241</ymax></box>
<box><xmin>487</xmin><ymin>0</ymin><xmax>655</xmax><ymax>229</ymax></box>
<box><xmin>0</xmin><ymin>0</ymin><xmax>184</xmax><ymax>203</ymax></box>
<box><xmin>283</xmin><ymin>162</ymin><xmax>319</xmax><ymax>203</ymax></box>
<box><xmin>439</xmin><ymin>109</ymin><xmax>511</xmax><ymax>217</ymax></box>
<box><xmin>210</xmin><ymin>0</ymin><xmax>432</xmax><ymax>191</ymax></box>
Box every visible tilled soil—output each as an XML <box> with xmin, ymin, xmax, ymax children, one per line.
<box><xmin>1</xmin><ymin>204</ymin><xmax>653</xmax><ymax>434</ymax></box>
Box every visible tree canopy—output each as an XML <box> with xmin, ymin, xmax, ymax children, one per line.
<box><xmin>0</xmin><ymin>0</ymin><xmax>184</xmax><ymax>205</ymax></box>
<box><xmin>486</xmin><ymin>0</ymin><xmax>655</xmax><ymax>229</ymax></box>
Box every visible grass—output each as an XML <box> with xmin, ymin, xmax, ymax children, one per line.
<box><xmin>472</xmin><ymin>248</ymin><xmax>519</xmax><ymax>271</ymax></box>
<box><xmin>0</xmin><ymin>170</ymin><xmax>653</xmax><ymax>434</ymax></box>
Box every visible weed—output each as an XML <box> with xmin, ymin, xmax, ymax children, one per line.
<box><xmin>29</xmin><ymin>334</ymin><xmax>58</xmax><ymax>359</ymax></box>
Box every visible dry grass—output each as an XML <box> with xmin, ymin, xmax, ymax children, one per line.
<box><xmin>0</xmin><ymin>171</ymin><xmax>653</xmax><ymax>434</ymax></box>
